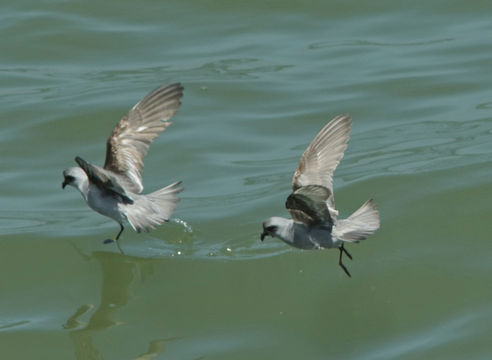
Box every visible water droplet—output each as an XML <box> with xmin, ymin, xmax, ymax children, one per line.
<box><xmin>171</xmin><ymin>218</ymin><xmax>193</xmax><ymax>233</ymax></box>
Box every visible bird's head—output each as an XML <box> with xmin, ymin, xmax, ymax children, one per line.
<box><xmin>62</xmin><ymin>167</ymin><xmax>87</xmax><ymax>191</ymax></box>
<box><xmin>261</xmin><ymin>217</ymin><xmax>290</xmax><ymax>241</ymax></box>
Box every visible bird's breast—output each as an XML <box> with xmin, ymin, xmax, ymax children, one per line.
<box><xmin>86</xmin><ymin>185</ymin><xmax>124</xmax><ymax>222</ymax></box>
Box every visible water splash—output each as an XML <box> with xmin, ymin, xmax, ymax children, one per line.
<box><xmin>171</xmin><ymin>218</ymin><xmax>193</xmax><ymax>233</ymax></box>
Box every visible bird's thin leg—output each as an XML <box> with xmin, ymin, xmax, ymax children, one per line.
<box><xmin>341</xmin><ymin>244</ymin><xmax>352</xmax><ymax>260</ymax></box>
<box><xmin>115</xmin><ymin>224</ymin><xmax>124</xmax><ymax>240</ymax></box>
<box><xmin>339</xmin><ymin>245</ymin><xmax>352</xmax><ymax>278</ymax></box>
<box><xmin>114</xmin><ymin>224</ymin><xmax>125</xmax><ymax>255</ymax></box>
<box><xmin>115</xmin><ymin>239</ymin><xmax>125</xmax><ymax>255</ymax></box>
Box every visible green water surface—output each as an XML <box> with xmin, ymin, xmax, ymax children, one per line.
<box><xmin>1</xmin><ymin>0</ymin><xmax>492</xmax><ymax>359</ymax></box>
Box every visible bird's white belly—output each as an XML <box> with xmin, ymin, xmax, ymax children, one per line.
<box><xmin>309</xmin><ymin>227</ymin><xmax>338</xmax><ymax>249</ymax></box>
<box><xmin>86</xmin><ymin>186</ymin><xmax>124</xmax><ymax>223</ymax></box>
<box><xmin>291</xmin><ymin>223</ymin><xmax>338</xmax><ymax>249</ymax></box>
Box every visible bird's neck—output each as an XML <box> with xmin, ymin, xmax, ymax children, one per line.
<box><xmin>76</xmin><ymin>179</ymin><xmax>90</xmax><ymax>202</ymax></box>
<box><xmin>276</xmin><ymin>219</ymin><xmax>295</xmax><ymax>244</ymax></box>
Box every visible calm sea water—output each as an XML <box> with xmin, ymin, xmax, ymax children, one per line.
<box><xmin>1</xmin><ymin>0</ymin><xmax>492</xmax><ymax>359</ymax></box>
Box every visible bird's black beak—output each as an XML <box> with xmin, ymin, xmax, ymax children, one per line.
<box><xmin>260</xmin><ymin>231</ymin><xmax>268</xmax><ymax>241</ymax></box>
<box><xmin>62</xmin><ymin>179</ymin><xmax>68</xmax><ymax>189</ymax></box>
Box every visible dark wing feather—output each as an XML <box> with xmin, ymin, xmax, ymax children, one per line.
<box><xmin>285</xmin><ymin>185</ymin><xmax>332</xmax><ymax>226</ymax></box>
<box><xmin>75</xmin><ymin>156</ymin><xmax>134</xmax><ymax>204</ymax></box>
<box><xmin>104</xmin><ymin>83</ymin><xmax>184</xmax><ymax>193</ymax></box>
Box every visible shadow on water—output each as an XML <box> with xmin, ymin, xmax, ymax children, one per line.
<box><xmin>63</xmin><ymin>249</ymin><xmax>180</xmax><ymax>359</ymax></box>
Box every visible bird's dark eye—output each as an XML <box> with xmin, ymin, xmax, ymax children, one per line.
<box><xmin>266</xmin><ymin>225</ymin><xmax>278</xmax><ymax>232</ymax></box>
<box><xmin>65</xmin><ymin>175</ymin><xmax>75</xmax><ymax>183</ymax></box>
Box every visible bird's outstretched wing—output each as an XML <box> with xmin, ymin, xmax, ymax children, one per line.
<box><xmin>285</xmin><ymin>185</ymin><xmax>332</xmax><ymax>226</ymax></box>
<box><xmin>291</xmin><ymin>115</ymin><xmax>351</xmax><ymax>208</ymax></box>
<box><xmin>75</xmin><ymin>156</ymin><xmax>134</xmax><ymax>204</ymax></box>
<box><xmin>104</xmin><ymin>83</ymin><xmax>184</xmax><ymax>193</ymax></box>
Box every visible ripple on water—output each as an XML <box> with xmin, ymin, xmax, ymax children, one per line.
<box><xmin>0</xmin><ymin>320</ymin><xmax>30</xmax><ymax>332</ymax></box>
<box><xmin>0</xmin><ymin>214</ymin><xmax>46</xmax><ymax>236</ymax></box>
<box><xmin>340</xmin><ymin>117</ymin><xmax>492</xmax><ymax>183</ymax></box>
<box><xmin>359</xmin><ymin>308</ymin><xmax>492</xmax><ymax>360</ymax></box>
<box><xmin>6</xmin><ymin>205</ymin><xmax>286</xmax><ymax>261</ymax></box>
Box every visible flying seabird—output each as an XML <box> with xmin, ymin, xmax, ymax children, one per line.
<box><xmin>260</xmin><ymin>115</ymin><xmax>380</xmax><ymax>277</ymax></box>
<box><xmin>62</xmin><ymin>83</ymin><xmax>184</xmax><ymax>243</ymax></box>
